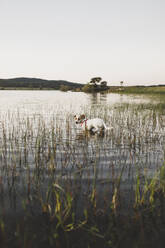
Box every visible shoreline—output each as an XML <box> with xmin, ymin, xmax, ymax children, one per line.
<box><xmin>0</xmin><ymin>85</ymin><xmax>165</xmax><ymax>94</ymax></box>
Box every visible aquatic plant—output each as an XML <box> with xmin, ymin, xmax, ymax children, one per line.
<box><xmin>0</xmin><ymin>98</ymin><xmax>164</xmax><ymax>247</ymax></box>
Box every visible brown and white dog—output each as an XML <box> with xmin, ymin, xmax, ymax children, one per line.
<box><xmin>74</xmin><ymin>114</ymin><xmax>112</xmax><ymax>133</ymax></box>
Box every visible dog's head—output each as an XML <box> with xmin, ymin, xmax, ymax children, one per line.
<box><xmin>74</xmin><ymin>114</ymin><xmax>86</xmax><ymax>124</ymax></box>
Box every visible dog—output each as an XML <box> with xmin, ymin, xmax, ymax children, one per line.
<box><xmin>74</xmin><ymin>114</ymin><xmax>112</xmax><ymax>133</ymax></box>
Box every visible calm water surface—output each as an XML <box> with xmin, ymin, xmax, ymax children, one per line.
<box><xmin>0</xmin><ymin>90</ymin><xmax>151</xmax><ymax>113</ymax></box>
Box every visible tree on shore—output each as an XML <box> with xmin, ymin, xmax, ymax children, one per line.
<box><xmin>82</xmin><ymin>77</ymin><xmax>108</xmax><ymax>92</ymax></box>
<box><xmin>100</xmin><ymin>81</ymin><xmax>107</xmax><ymax>87</ymax></box>
<box><xmin>120</xmin><ymin>81</ymin><xmax>124</xmax><ymax>87</ymax></box>
<box><xmin>89</xmin><ymin>77</ymin><xmax>102</xmax><ymax>86</ymax></box>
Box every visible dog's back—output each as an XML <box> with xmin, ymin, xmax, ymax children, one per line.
<box><xmin>85</xmin><ymin>118</ymin><xmax>106</xmax><ymax>131</ymax></box>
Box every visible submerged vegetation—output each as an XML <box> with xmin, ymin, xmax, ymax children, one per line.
<box><xmin>0</xmin><ymin>93</ymin><xmax>164</xmax><ymax>247</ymax></box>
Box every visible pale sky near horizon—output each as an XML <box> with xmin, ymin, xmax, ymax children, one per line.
<box><xmin>0</xmin><ymin>0</ymin><xmax>165</xmax><ymax>85</ymax></box>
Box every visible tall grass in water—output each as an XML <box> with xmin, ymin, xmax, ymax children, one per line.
<box><xmin>0</xmin><ymin>102</ymin><xmax>164</xmax><ymax>247</ymax></box>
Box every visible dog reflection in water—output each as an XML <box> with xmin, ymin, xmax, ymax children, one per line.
<box><xmin>74</xmin><ymin>114</ymin><xmax>112</xmax><ymax>135</ymax></box>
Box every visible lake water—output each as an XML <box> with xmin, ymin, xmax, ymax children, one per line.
<box><xmin>0</xmin><ymin>90</ymin><xmax>165</xmax><ymax>215</ymax></box>
<box><xmin>0</xmin><ymin>90</ymin><xmax>151</xmax><ymax>114</ymax></box>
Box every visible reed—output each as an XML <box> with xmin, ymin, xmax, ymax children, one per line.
<box><xmin>0</xmin><ymin>100</ymin><xmax>164</xmax><ymax>247</ymax></box>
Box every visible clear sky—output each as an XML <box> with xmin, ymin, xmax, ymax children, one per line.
<box><xmin>0</xmin><ymin>0</ymin><xmax>165</xmax><ymax>85</ymax></box>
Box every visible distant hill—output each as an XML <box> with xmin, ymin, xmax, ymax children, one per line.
<box><xmin>0</xmin><ymin>77</ymin><xmax>83</xmax><ymax>90</ymax></box>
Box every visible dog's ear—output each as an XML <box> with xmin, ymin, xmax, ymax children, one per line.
<box><xmin>80</xmin><ymin>114</ymin><xmax>85</xmax><ymax>120</ymax></box>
